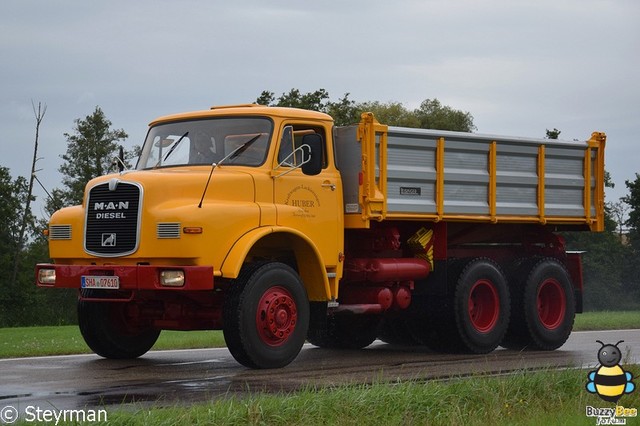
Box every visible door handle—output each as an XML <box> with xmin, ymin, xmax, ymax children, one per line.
<box><xmin>322</xmin><ymin>182</ymin><xmax>336</xmax><ymax>191</ymax></box>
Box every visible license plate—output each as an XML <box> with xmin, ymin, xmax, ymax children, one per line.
<box><xmin>81</xmin><ymin>275</ymin><xmax>120</xmax><ymax>289</ymax></box>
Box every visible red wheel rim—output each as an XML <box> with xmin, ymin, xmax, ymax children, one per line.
<box><xmin>537</xmin><ymin>278</ymin><xmax>566</xmax><ymax>330</ymax></box>
<box><xmin>468</xmin><ymin>279</ymin><xmax>500</xmax><ymax>333</ymax></box>
<box><xmin>256</xmin><ymin>286</ymin><xmax>298</xmax><ymax>346</ymax></box>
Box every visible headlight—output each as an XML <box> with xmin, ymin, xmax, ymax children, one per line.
<box><xmin>38</xmin><ymin>268</ymin><xmax>56</xmax><ymax>285</ymax></box>
<box><xmin>160</xmin><ymin>270</ymin><xmax>185</xmax><ymax>287</ymax></box>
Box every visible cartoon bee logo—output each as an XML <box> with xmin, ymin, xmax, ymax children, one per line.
<box><xmin>586</xmin><ymin>340</ymin><xmax>635</xmax><ymax>403</ymax></box>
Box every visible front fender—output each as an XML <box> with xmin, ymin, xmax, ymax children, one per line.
<box><xmin>220</xmin><ymin>226</ymin><xmax>331</xmax><ymax>301</ymax></box>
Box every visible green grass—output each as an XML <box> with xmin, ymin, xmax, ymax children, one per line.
<box><xmin>0</xmin><ymin>310</ymin><xmax>637</xmax><ymax>359</ymax></box>
<box><xmin>0</xmin><ymin>325</ymin><xmax>88</xmax><ymax>358</ymax></box>
<box><xmin>573</xmin><ymin>310</ymin><xmax>640</xmax><ymax>331</ymax></box>
<box><xmin>0</xmin><ymin>326</ymin><xmax>225</xmax><ymax>358</ymax></box>
<box><xmin>91</xmin><ymin>367</ymin><xmax>640</xmax><ymax>425</ymax></box>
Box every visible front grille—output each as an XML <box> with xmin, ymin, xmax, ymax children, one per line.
<box><xmin>84</xmin><ymin>180</ymin><xmax>142</xmax><ymax>257</ymax></box>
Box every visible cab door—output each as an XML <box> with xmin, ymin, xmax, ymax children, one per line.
<box><xmin>272</xmin><ymin>122</ymin><xmax>342</xmax><ymax>279</ymax></box>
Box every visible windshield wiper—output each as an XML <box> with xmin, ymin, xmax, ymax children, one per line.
<box><xmin>154</xmin><ymin>132</ymin><xmax>189</xmax><ymax>168</ymax></box>
<box><xmin>218</xmin><ymin>133</ymin><xmax>262</xmax><ymax>166</ymax></box>
<box><xmin>197</xmin><ymin>133</ymin><xmax>262</xmax><ymax>208</ymax></box>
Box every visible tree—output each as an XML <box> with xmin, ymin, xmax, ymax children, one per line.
<box><xmin>563</xmin><ymin>230</ymin><xmax>636</xmax><ymax>310</ymax></box>
<box><xmin>0</xmin><ymin>168</ymin><xmax>31</xmax><ymax>257</ymax></box>
<box><xmin>545</xmin><ymin>128</ymin><xmax>561</xmax><ymax>139</ymax></box>
<box><xmin>608</xmin><ymin>200</ymin><xmax>629</xmax><ymax>238</ymax></box>
<box><xmin>255</xmin><ymin>90</ymin><xmax>275</xmax><ymax>106</ymax></box>
<box><xmin>258</xmin><ymin>89</ymin><xmax>360</xmax><ymax>126</ymax></box>
<box><xmin>414</xmin><ymin>98</ymin><xmax>476</xmax><ymax>132</ymax></box>
<box><xmin>356</xmin><ymin>101</ymin><xmax>420</xmax><ymax>128</ymax></box>
<box><xmin>0</xmin><ymin>167</ymin><xmax>35</xmax><ymax>324</ymax></box>
<box><xmin>325</xmin><ymin>93</ymin><xmax>360</xmax><ymax>126</ymax></box>
<box><xmin>58</xmin><ymin>106</ymin><xmax>128</xmax><ymax>205</ymax></box>
<box><xmin>257</xmin><ymin>88</ymin><xmax>476</xmax><ymax>131</ymax></box>
<box><xmin>623</xmin><ymin>173</ymin><xmax>640</xmax><ymax>250</ymax></box>
<box><xmin>0</xmin><ymin>102</ymin><xmax>79</xmax><ymax>327</ymax></box>
<box><xmin>4</xmin><ymin>105</ymin><xmax>130</xmax><ymax>326</ymax></box>
<box><xmin>619</xmin><ymin>174</ymin><xmax>640</xmax><ymax>304</ymax></box>
<box><xmin>11</xmin><ymin>101</ymin><xmax>46</xmax><ymax>288</ymax></box>
<box><xmin>561</xmin><ymin>163</ymin><xmax>640</xmax><ymax>310</ymax></box>
<box><xmin>257</xmin><ymin>88</ymin><xmax>330</xmax><ymax>111</ymax></box>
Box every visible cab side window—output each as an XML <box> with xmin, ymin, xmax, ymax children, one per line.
<box><xmin>277</xmin><ymin>126</ymin><xmax>296</xmax><ymax>165</ymax></box>
<box><xmin>277</xmin><ymin>124</ymin><xmax>327</xmax><ymax>168</ymax></box>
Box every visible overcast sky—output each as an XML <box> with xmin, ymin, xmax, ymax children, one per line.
<box><xmin>2</xmin><ymin>0</ymin><xmax>638</xmax><ymax>218</ymax></box>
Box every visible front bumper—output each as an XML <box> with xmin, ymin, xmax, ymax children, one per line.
<box><xmin>35</xmin><ymin>264</ymin><xmax>214</xmax><ymax>291</ymax></box>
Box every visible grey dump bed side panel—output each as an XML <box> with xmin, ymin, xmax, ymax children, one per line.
<box><xmin>335</xmin><ymin>125</ymin><xmax>597</xmax><ymax>218</ymax></box>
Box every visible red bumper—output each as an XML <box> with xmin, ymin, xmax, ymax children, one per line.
<box><xmin>35</xmin><ymin>264</ymin><xmax>214</xmax><ymax>291</ymax></box>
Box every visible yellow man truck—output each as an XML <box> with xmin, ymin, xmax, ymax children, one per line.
<box><xmin>36</xmin><ymin>104</ymin><xmax>606</xmax><ymax>368</ymax></box>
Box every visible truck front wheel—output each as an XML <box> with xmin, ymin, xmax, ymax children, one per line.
<box><xmin>223</xmin><ymin>262</ymin><xmax>310</xmax><ymax>369</ymax></box>
<box><xmin>77</xmin><ymin>296</ymin><xmax>160</xmax><ymax>359</ymax></box>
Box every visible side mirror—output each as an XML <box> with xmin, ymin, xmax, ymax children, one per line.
<box><xmin>301</xmin><ymin>134</ymin><xmax>323</xmax><ymax>176</ymax></box>
<box><xmin>113</xmin><ymin>145</ymin><xmax>126</xmax><ymax>172</ymax></box>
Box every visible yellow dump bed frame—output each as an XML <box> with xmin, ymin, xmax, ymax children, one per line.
<box><xmin>336</xmin><ymin>113</ymin><xmax>606</xmax><ymax>232</ymax></box>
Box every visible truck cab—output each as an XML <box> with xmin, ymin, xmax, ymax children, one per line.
<box><xmin>37</xmin><ymin>105</ymin><xmax>344</xmax><ymax>368</ymax></box>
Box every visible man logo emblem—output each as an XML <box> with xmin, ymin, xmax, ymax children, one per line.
<box><xmin>102</xmin><ymin>233</ymin><xmax>116</xmax><ymax>247</ymax></box>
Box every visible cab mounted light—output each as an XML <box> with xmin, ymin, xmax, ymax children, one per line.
<box><xmin>160</xmin><ymin>270</ymin><xmax>185</xmax><ymax>287</ymax></box>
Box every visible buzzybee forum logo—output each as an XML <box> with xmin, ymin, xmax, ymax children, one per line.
<box><xmin>585</xmin><ymin>340</ymin><xmax>637</xmax><ymax>424</ymax></box>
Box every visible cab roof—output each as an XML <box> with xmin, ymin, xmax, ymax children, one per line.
<box><xmin>149</xmin><ymin>104</ymin><xmax>334</xmax><ymax>126</ymax></box>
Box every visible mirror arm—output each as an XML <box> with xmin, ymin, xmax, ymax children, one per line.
<box><xmin>273</xmin><ymin>144</ymin><xmax>311</xmax><ymax>179</ymax></box>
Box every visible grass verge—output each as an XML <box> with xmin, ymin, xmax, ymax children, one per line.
<box><xmin>99</xmin><ymin>367</ymin><xmax>640</xmax><ymax>425</ymax></box>
<box><xmin>573</xmin><ymin>310</ymin><xmax>640</xmax><ymax>331</ymax></box>
<box><xmin>0</xmin><ymin>310</ymin><xmax>637</xmax><ymax>359</ymax></box>
<box><xmin>0</xmin><ymin>327</ymin><xmax>225</xmax><ymax>358</ymax></box>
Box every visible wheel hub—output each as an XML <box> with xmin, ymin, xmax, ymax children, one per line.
<box><xmin>468</xmin><ymin>279</ymin><xmax>499</xmax><ymax>333</ymax></box>
<box><xmin>256</xmin><ymin>286</ymin><xmax>298</xmax><ymax>346</ymax></box>
<box><xmin>537</xmin><ymin>278</ymin><xmax>566</xmax><ymax>330</ymax></box>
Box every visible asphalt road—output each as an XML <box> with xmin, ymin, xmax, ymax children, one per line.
<box><xmin>1</xmin><ymin>329</ymin><xmax>638</xmax><ymax>412</ymax></box>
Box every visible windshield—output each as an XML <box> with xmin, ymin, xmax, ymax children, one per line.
<box><xmin>136</xmin><ymin>117</ymin><xmax>273</xmax><ymax>169</ymax></box>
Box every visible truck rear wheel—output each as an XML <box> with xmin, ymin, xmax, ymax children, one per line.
<box><xmin>502</xmin><ymin>258</ymin><xmax>575</xmax><ymax>350</ymax></box>
<box><xmin>77</xmin><ymin>296</ymin><xmax>160</xmax><ymax>359</ymax></box>
<box><xmin>452</xmin><ymin>258</ymin><xmax>510</xmax><ymax>353</ymax></box>
<box><xmin>415</xmin><ymin>258</ymin><xmax>510</xmax><ymax>354</ymax></box>
<box><xmin>223</xmin><ymin>262</ymin><xmax>310</xmax><ymax>369</ymax></box>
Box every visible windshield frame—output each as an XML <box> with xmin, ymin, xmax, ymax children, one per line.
<box><xmin>136</xmin><ymin>116</ymin><xmax>274</xmax><ymax>170</ymax></box>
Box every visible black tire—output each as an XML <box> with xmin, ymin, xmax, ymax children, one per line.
<box><xmin>223</xmin><ymin>262</ymin><xmax>310</xmax><ymax>369</ymax></box>
<box><xmin>413</xmin><ymin>258</ymin><xmax>510</xmax><ymax>354</ymax></box>
<box><xmin>502</xmin><ymin>258</ymin><xmax>575</xmax><ymax>350</ymax></box>
<box><xmin>452</xmin><ymin>258</ymin><xmax>510</xmax><ymax>353</ymax></box>
<box><xmin>77</xmin><ymin>298</ymin><xmax>160</xmax><ymax>359</ymax></box>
